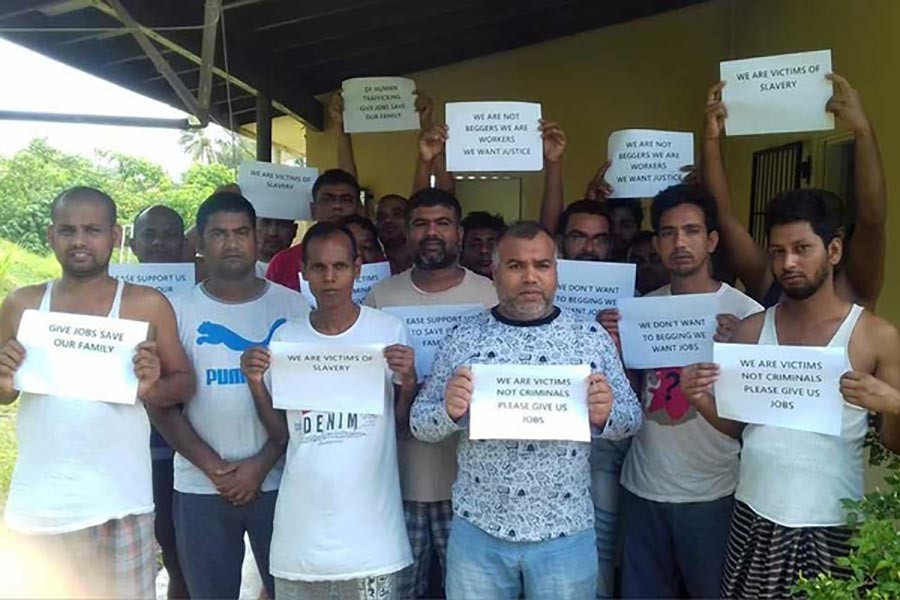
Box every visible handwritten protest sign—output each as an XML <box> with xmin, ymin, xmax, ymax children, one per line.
<box><xmin>445</xmin><ymin>102</ymin><xmax>542</xmax><ymax>172</ymax></box>
<box><xmin>299</xmin><ymin>262</ymin><xmax>391</xmax><ymax>308</ymax></box>
<box><xmin>618</xmin><ymin>293</ymin><xmax>720</xmax><ymax>369</ymax></box>
<box><xmin>606</xmin><ymin>130</ymin><xmax>694</xmax><ymax>198</ymax></box>
<box><xmin>714</xmin><ymin>343</ymin><xmax>846</xmax><ymax>436</ymax></box>
<box><xmin>238</xmin><ymin>160</ymin><xmax>318</xmax><ymax>220</ymax></box>
<box><xmin>341</xmin><ymin>77</ymin><xmax>419</xmax><ymax>133</ymax></box>
<box><xmin>269</xmin><ymin>343</ymin><xmax>386</xmax><ymax>414</ymax></box>
<box><xmin>469</xmin><ymin>364</ymin><xmax>591</xmax><ymax>442</ymax></box>
<box><xmin>109</xmin><ymin>263</ymin><xmax>195</xmax><ymax>299</ymax></box>
<box><xmin>556</xmin><ymin>260</ymin><xmax>635</xmax><ymax>317</ymax></box>
<box><xmin>382</xmin><ymin>304</ymin><xmax>483</xmax><ymax>379</ymax></box>
<box><xmin>720</xmin><ymin>50</ymin><xmax>834</xmax><ymax>136</ymax></box>
<box><xmin>14</xmin><ymin>310</ymin><xmax>149</xmax><ymax>404</ymax></box>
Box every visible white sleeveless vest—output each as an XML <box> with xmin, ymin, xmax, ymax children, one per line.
<box><xmin>4</xmin><ymin>280</ymin><xmax>153</xmax><ymax>534</ymax></box>
<box><xmin>735</xmin><ymin>304</ymin><xmax>867</xmax><ymax>527</ymax></box>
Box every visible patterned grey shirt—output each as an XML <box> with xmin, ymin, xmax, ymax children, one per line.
<box><xmin>410</xmin><ymin>307</ymin><xmax>642</xmax><ymax>542</ymax></box>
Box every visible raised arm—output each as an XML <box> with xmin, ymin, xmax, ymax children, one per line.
<box><xmin>538</xmin><ymin>120</ymin><xmax>567</xmax><ymax>233</ymax></box>
<box><xmin>329</xmin><ymin>92</ymin><xmax>358</xmax><ymax>180</ymax></box>
<box><xmin>827</xmin><ymin>74</ymin><xmax>887</xmax><ymax>310</ymax></box>
<box><xmin>703</xmin><ymin>82</ymin><xmax>772</xmax><ymax>301</ymax></box>
<box><xmin>412</xmin><ymin>124</ymin><xmax>448</xmax><ymax>195</ymax></box>
<box><xmin>416</xmin><ymin>90</ymin><xmax>455</xmax><ymax>194</ymax></box>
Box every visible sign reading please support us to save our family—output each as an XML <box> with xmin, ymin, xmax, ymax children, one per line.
<box><xmin>606</xmin><ymin>130</ymin><xmax>694</xmax><ymax>198</ymax></box>
<box><xmin>713</xmin><ymin>343</ymin><xmax>847</xmax><ymax>436</ymax></box>
<box><xmin>382</xmin><ymin>304</ymin><xmax>484</xmax><ymax>379</ymax></box>
<box><xmin>555</xmin><ymin>260</ymin><xmax>635</xmax><ymax>317</ymax></box>
<box><xmin>109</xmin><ymin>263</ymin><xmax>195</xmax><ymax>299</ymax></box>
<box><xmin>469</xmin><ymin>364</ymin><xmax>591</xmax><ymax>442</ymax></box>
<box><xmin>341</xmin><ymin>77</ymin><xmax>419</xmax><ymax>133</ymax></box>
<box><xmin>238</xmin><ymin>160</ymin><xmax>318</xmax><ymax>221</ymax></box>
<box><xmin>720</xmin><ymin>49</ymin><xmax>834</xmax><ymax>136</ymax></box>
<box><xmin>14</xmin><ymin>309</ymin><xmax>149</xmax><ymax>404</ymax></box>
<box><xmin>445</xmin><ymin>101</ymin><xmax>543</xmax><ymax>172</ymax></box>
<box><xmin>299</xmin><ymin>262</ymin><xmax>392</xmax><ymax>308</ymax></box>
<box><xmin>268</xmin><ymin>343</ymin><xmax>386</xmax><ymax>414</ymax></box>
<box><xmin>617</xmin><ymin>293</ymin><xmax>720</xmax><ymax>369</ymax></box>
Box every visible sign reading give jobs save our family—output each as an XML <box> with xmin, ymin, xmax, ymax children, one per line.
<box><xmin>445</xmin><ymin>102</ymin><xmax>543</xmax><ymax>172</ymax></box>
<box><xmin>14</xmin><ymin>310</ymin><xmax>149</xmax><ymax>404</ymax></box>
<box><xmin>469</xmin><ymin>364</ymin><xmax>591</xmax><ymax>442</ymax></box>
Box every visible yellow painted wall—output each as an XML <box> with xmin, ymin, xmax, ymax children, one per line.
<box><xmin>297</xmin><ymin>0</ymin><xmax>899</xmax><ymax>325</ymax></box>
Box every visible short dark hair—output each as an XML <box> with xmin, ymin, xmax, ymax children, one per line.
<box><xmin>462</xmin><ymin>211</ymin><xmax>506</xmax><ymax>236</ymax></box>
<box><xmin>196</xmin><ymin>191</ymin><xmax>256</xmax><ymax>236</ymax></box>
<box><xmin>765</xmin><ymin>188</ymin><xmax>845</xmax><ymax>245</ymax></box>
<box><xmin>336</xmin><ymin>214</ymin><xmax>379</xmax><ymax>240</ymax></box>
<box><xmin>133</xmin><ymin>205</ymin><xmax>184</xmax><ymax>231</ymax></box>
<box><xmin>301</xmin><ymin>221</ymin><xmax>358</xmax><ymax>263</ymax></box>
<box><xmin>650</xmin><ymin>184</ymin><xmax>719</xmax><ymax>234</ymax></box>
<box><xmin>609</xmin><ymin>198</ymin><xmax>644</xmax><ymax>227</ymax></box>
<box><xmin>405</xmin><ymin>188</ymin><xmax>462</xmax><ymax>223</ymax></box>
<box><xmin>498</xmin><ymin>220</ymin><xmax>552</xmax><ymax>244</ymax></box>
<box><xmin>557</xmin><ymin>200</ymin><xmax>610</xmax><ymax>236</ymax></box>
<box><xmin>377</xmin><ymin>193</ymin><xmax>406</xmax><ymax>206</ymax></box>
<box><xmin>312</xmin><ymin>169</ymin><xmax>360</xmax><ymax>201</ymax></box>
<box><xmin>51</xmin><ymin>186</ymin><xmax>117</xmax><ymax>225</ymax></box>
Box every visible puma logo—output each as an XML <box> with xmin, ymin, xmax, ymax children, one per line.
<box><xmin>196</xmin><ymin>318</ymin><xmax>287</xmax><ymax>352</ymax></box>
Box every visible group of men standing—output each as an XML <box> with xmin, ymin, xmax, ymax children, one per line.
<box><xmin>0</xmin><ymin>73</ymin><xmax>899</xmax><ymax>600</ymax></box>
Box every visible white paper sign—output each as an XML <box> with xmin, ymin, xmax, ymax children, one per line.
<box><xmin>382</xmin><ymin>304</ymin><xmax>484</xmax><ymax>379</ymax></box>
<box><xmin>238</xmin><ymin>160</ymin><xmax>319</xmax><ymax>220</ymax></box>
<box><xmin>341</xmin><ymin>77</ymin><xmax>419</xmax><ymax>133</ymax></box>
<box><xmin>618</xmin><ymin>293</ymin><xmax>721</xmax><ymax>369</ymax></box>
<box><xmin>720</xmin><ymin>50</ymin><xmax>834</xmax><ymax>136</ymax></box>
<box><xmin>556</xmin><ymin>260</ymin><xmax>636</xmax><ymax>318</ymax></box>
<box><xmin>469</xmin><ymin>364</ymin><xmax>591</xmax><ymax>442</ymax></box>
<box><xmin>714</xmin><ymin>343</ymin><xmax>847</xmax><ymax>436</ymax></box>
<box><xmin>14</xmin><ymin>310</ymin><xmax>149</xmax><ymax>404</ymax></box>
<box><xmin>606</xmin><ymin>130</ymin><xmax>694</xmax><ymax>198</ymax></box>
<box><xmin>299</xmin><ymin>262</ymin><xmax>392</xmax><ymax>308</ymax></box>
<box><xmin>445</xmin><ymin>101</ymin><xmax>543</xmax><ymax>172</ymax></box>
<box><xmin>269</xmin><ymin>342</ymin><xmax>386</xmax><ymax>414</ymax></box>
<box><xmin>109</xmin><ymin>263</ymin><xmax>195</xmax><ymax>299</ymax></box>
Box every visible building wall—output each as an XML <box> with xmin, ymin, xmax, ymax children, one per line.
<box><xmin>300</xmin><ymin>0</ymin><xmax>899</xmax><ymax>324</ymax></box>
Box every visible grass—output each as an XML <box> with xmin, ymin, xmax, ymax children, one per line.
<box><xmin>0</xmin><ymin>239</ymin><xmax>60</xmax><ymax>506</ymax></box>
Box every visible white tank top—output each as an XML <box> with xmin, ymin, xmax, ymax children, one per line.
<box><xmin>4</xmin><ymin>280</ymin><xmax>154</xmax><ymax>534</ymax></box>
<box><xmin>735</xmin><ymin>303</ymin><xmax>867</xmax><ymax>527</ymax></box>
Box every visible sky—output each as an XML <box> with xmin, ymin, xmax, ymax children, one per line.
<box><xmin>0</xmin><ymin>38</ymin><xmax>234</xmax><ymax>177</ymax></box>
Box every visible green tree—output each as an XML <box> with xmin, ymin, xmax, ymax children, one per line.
<box><xmin>178</xmin><ymin>128</ymin><xmax>218</xmax><ymax>164</ymax></box>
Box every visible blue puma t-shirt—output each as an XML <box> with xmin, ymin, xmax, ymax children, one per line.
<box><xmin>171</xmin><ymin>280</ymin><xmax>309</xmax><ymax>494</ymax></box>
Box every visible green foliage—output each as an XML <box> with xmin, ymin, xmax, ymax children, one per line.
<box><xmin>0</xmin><ymin>138</ymin><xmax>236</xmax><ymax>254</ymax></box>
<box><xmin>793</xmin><ymin>430</ymin><xmax>900</xmax><ymax>598</ymax></box>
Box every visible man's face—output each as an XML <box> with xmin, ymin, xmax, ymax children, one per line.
<box><xmin>49</xmin><ymin>198</ymin><xmax>119</xmax><ymax>278</ymax></box>
<box><xmin>199</xmin><ymin>211</ymin><xmax>257</xmax><ymax>280</ymax></box>
<box><xmin>408</xmin><ymin>205</ymin><xmax>460</xmax><ymax>270</ymax></box>
<box><xmin>611</xmin><ymin>206</ymin><xmax>640</xmax><ymax>257</ymax></box>
<box><xmin>461</xmin><ymin>228</ymin><xmax>500</xmax><ymax>278</ymax></box>
<box><xmin>311</xmin><ymin>183</ymin><xmax>359</xmax><ymax>223</ymax></box>
<box><xmin>302</xmin><ymin>234</ymin><xmax>360</xmax><ymax>306</ymax></box>
<box><xmin>628</xmin><ymin>239</ymin><xmax>668</xmax><ymax>295</ymax></box>
<box><xmin>375</xmin><ymin>195</ymin><xmax>407</xmax><ymax>248</ymax></box>
<box><xmin>129</xmin><ymin>208</ymin><xmax>185</xmax><ymax>264</ymax></box>
<box><xmin>561</xmin><ymin>213</ymin><xmax>610</xmax><ymax>261</ymax></box>
<box><xmin>654</xmin><ymin>203</ymin><xmax>717</xmax><ymax>278</ymax></box>
<box><xmin>768</xmin><ymin>221</ymin><xmax>838</xmax><ymax>300</ymax></box>
<box><xmin>256</xmin><ymin>218</ymin><xmax>297</xmax><ymax>262</ymax></box>
<box><xmin>494</xmin><ymin>232</ymin><xmax>558</xmax><ymax>320</ymax></box>
<box><xmin>345</xmin><ymin>222</ymin><xmax>384</xmax><ymax>264</ymax></box>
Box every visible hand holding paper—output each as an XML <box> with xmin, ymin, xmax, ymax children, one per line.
<box><xmin>825</xmin><ymin>74</ymin><xmax>870</xmax><ymax>135</ymax></box>
<box><xmin>419</xmin><ymin>124</ymin><xmax>448</xmax><ymax>163</ymax></box>
<box><xmin>328</xmin><ymin>92</ymin><xmax>344</xmax><ymax>127</ymax></box>
<box><xmin>241</xmin><ymin>346</ymin><xmax>271</xmax><ymax>386</ymax></box>
<box><xmin>445</xmin><ymin>366</ymin><xmax>473</xmax><ymax>421</ymax></box>
<box><xmin>714</xmin><ymin>314</ymin><xmax>741</xmax><ymax>343</ymax></box>
<box><xmin>587</xmin><ymin>374</ymin><xmax>612</xmax><ymax>427</ymax></box>
<box><xmin>0</xmin><ymin>338</ymin><xmax>25</xmax><ymax>397</ymax></box>
<box><xmin>680</xmin><ymin>362</ymin><xmax>720</xmax><ymax>408</ymax></box>
<box><xmin>840</xmin><ymin>370</ymin><xmax>900</xmax><ymax>415</ymax></box>
<box><xmin>134</xmin><ymin>340</ymin><xmax>161</xmax><ymax>401</ymax></box>
<box><xmin>705</xmin><ymin>81</ymin><xmax>727</xmax><ymax>140</ymax></box>
<box><xmin>385</xmin><ymin>344</ymin><xmax>417</xmax><ymax>388</ymax></box>
<box><xmin>540</xmin><ymin>120</ymin><xmax>567</xmax><ymax>164</ymax></box>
